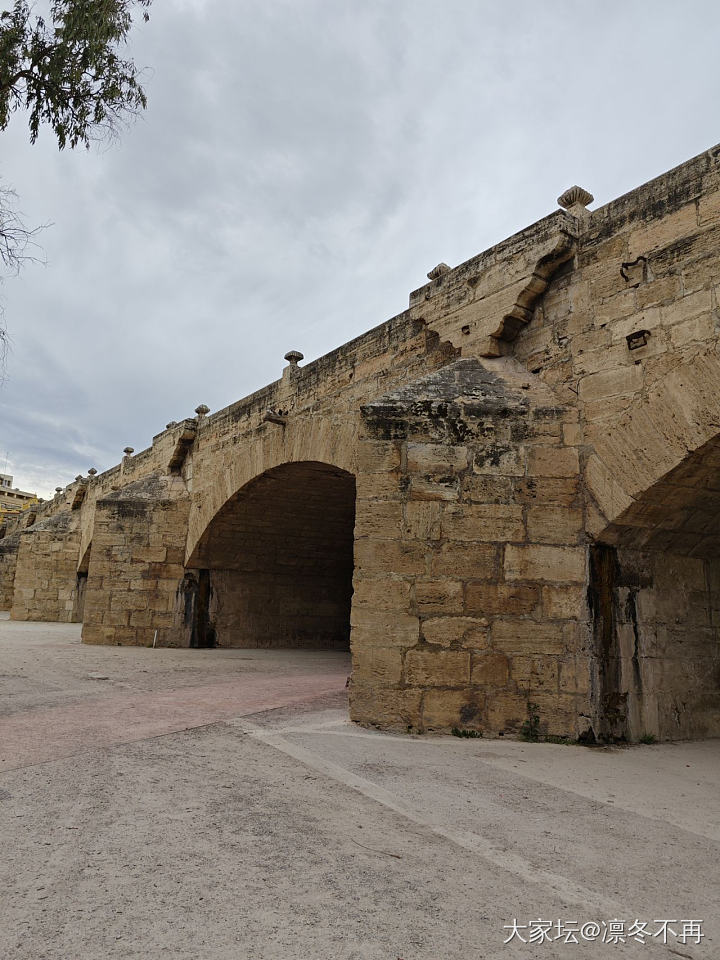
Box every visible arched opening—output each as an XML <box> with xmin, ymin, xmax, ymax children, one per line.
<box><xmin>72</xmin><ymin>541</ymin><xmax>92</xmax><ymax>623</ymax></box>
<box><xmin>590</xmin><ymin>435</ymin><xmax>720</xmax><ymax>740</ymax></box>
<box><xmin>185</xmin><ymin>462</ymin><xmax>356</xmax><ymax>650</ymax></box>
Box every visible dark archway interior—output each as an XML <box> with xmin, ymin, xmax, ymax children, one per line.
<box><xmin>592</xmin><ymin>436</ymin><xmax>720</xmax><ymax>740</ymax></box>
<box><xmin>72</xmin><ymin>541</ymin><xmax>92</xmax><ymax>623</ymax></box>
<box><xmin>187</xmin><ymin>462</ymin><xmax>356</xmax><ymax>649</ymax></box>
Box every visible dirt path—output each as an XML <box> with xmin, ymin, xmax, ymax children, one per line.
<box><xmin>1</xmin><ymin>618</ymin><xmax>718</xmax><ymax>959</ymax></box>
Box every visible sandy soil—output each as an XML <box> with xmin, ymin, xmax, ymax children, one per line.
<box><xmin>0</xmin><ymin>615</ymin><xmax>717</xmax><ymax>959</ymax></box>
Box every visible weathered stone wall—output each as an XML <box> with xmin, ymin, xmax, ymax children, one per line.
<box><xmin>513</xmin><ymin>148</ymin><xmax>720</xmax><ymax>537</ymax></box>
<box><xmin>350</xmin><ymin>358</ymin><xmax>589</xmax><ymax>737</ymax></box>
<box><xmin>81</xmin><ymin>475</ymin><xmax>190</xmax><ymax>646</ymax></box>
<box><xmin>10</xmin><ymin>511</ymin><xmax>82</xmax><ymax>622</ymax></box>
<box><xmin>0</xmin><ymin>532</ymin><xmax>20</xmax><ymax>610</ymax></box>
<box><xmin>183</xmin><ymin>313</ymin><xmax>455</xmax><ymax>562</ymax></box>
<box><xmin>587</xmin><ymin>546</ymin><xmax>720</xmax><ymax>741</ymax></box>
<box><xmin>2</xmin><ymin>143</ymin><xmax>720</xmax><ymax>739</ymax></box>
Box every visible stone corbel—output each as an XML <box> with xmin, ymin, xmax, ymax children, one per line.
<box><xmin>480</xmin><ymin>234</ymin><xmax>576</xmax><ymax>356</ymax></box>
<box><xmin>416</xmin><ymin>213</ymin><xmax>579</xmax><ymax>359</ymax></box>
<box><xmin>168</xmin><ymin>420</ymin><xmax>198</xmax><ymax>473</ymax></box>
<box><xmin>71</xmin><ymin>478</ymin><xmax>88</xmax><ymax>510</ymax></box>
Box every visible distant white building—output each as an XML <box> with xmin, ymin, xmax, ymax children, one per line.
<box><xmin>0</xmin><ymin>474</ymin><xmax>38</xmax><ymax>519</ymax></box>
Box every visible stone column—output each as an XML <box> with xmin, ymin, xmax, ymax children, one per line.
<box><xmin>10</xmin><ymin>511</ymin><xmax>82</xmax><ymax>622</ymax></box>
<box><xmin>350</xmin><ymin>357</ymin><xmax>591</xmax><ymax>738</ymax></box>
<box><xmin>82</xmin><ymin>474</ymin><xmax>191</xmax><ymax>646</ymax></box>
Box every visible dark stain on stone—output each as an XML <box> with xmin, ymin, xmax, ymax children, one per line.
<box><xmin>588</xmin><ymin>544</ymin><xmax>628</xmax><ymax>741</ymax></box>
<box><xmin>460</xmin><ymin>703</ymin><xmax>480</xmax><ymax>723</ymax></box>
<box><xmin>625</xmin><ymin>588</ymin><xmax>643</xmax><ymax>693</ymax></box>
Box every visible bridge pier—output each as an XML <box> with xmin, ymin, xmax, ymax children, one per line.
<box><xmin>351</xmin><ymin>357</ymin><xmax>590</xmax><ymax>738</ymax></box>
<box><xmin>81</xmin><ymin>475</ymin><xmax>191</xmax><ymax>647</ymax></box>
<box><xmin>11</xmin><ymin>512</ymin><xmax>83</xmax><ymax>623</ymax></box>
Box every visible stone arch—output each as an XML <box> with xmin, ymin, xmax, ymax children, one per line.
<box><xmin>584</xmin><ymin>349</ymin><xmax>720</xmax><ymax>531</ymax></box>
<box><xmin>185</xmin><ymin>416</ymin><xmax>357</xmax><ymax>566</ymax></box>
<box><xmin>586</xmin><ymin>433</ymin><xmax>720</xmax><ymax>742</ymax></box>
<box><xmin>184</xmin><ymin>461</ymin><xmax>357</xmax><ymax>650</ymax></box>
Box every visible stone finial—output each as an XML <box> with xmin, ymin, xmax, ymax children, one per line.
<box><xmin>123</xmin><ymin>446</ymin><xmax>134</xmax><ymax>456</ymax></box>
<box><xmin>195</xmin><ymin>404</ymin><xmax>210</xmax><ymax>419</ymax></box>
<box><xmin>557</xmin><ymin>186</ymin><xmax>594</xmax><ymax>216</ymax></box>
<box><xmin>55</xmin><ymin>487</ymin><xmax>62</xmax><ymax>493</ymax></box>
<box><xmin>88</xmin><ymin>468</ymin><xmax>97</xmax><ymax>476</ymax></box>
<box><xmin>284</xmin><ymin>350</ymin><xmax>304</xmax><ymax>365</ymax></box>
<box><xmin>427</xmin><ymin>263</ymin><xmax>451</xmax><ymax>281</ymax></box>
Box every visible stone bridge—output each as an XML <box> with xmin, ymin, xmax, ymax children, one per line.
<box><xmin>3</xmin><ymin>145</ymin><xmax>720</xmax><ymax>742</ymax></box>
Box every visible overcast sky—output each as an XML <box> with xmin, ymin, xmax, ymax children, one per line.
<box><xmin>1</xmin><ymin>0</ymin><xmax>719</xmax><ymax>497</ymax></box>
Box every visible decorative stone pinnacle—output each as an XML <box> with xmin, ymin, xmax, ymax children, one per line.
<box><xmin>427</xmin><ymin>263</ymin><xmax>451</xmax><ymax>280</ymax></box>
<box><xmin>284</xmin><ymin>350</ymin><xmax>304</xmax><ymax>365</ymax></box>
<box><xmin>123</xmin><ymin>447</ymin><xmax>134</xmax><ymax>456</ymax></box>
<box><xmin>88</xmin><ymin>468</ymin><xmax>97</xmax><ymax>476</ymax></box>
<box><xmin>557</xmin><ymin>186</ymin><xmax>594</xmax><ymax>212</ymax></box>
<box><xmin>195</xmin><ymin>404</ymin><xmax>210</xmax><ymax>418</ymax></box>
<box><xmin>55</xmin><ymin>487</ymin><xmax>62</xmax><ymax>493</ymax></box>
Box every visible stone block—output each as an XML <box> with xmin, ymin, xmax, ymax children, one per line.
<box><xmin>403</xmin><ymin>502</ymin><xmax>443</xmax><ymax>540</ymax></box>
<box><xmin>526</xmin><ymin>506</ymin><xmax>583</xmax><ymax>544</ymax></box>
<box><xmin>359</xmin><ymin>441</ymin><xmax>402</xmax><ymax>472</ymax></box>
<box><xmin>352</xmin><ymin>577</ymin><xmax>412</xmax><ymax>611</ymax></box>
<box><xmin>527</xmin><ymin>446</ymin><xmax>579</xmax><ymax>479</ymax></box>
<box><xmin>669</xmin><ymin>314</ymin><xmax>717</xmax><ymax>348</ymax></box>
<box><xmin>405</xmin><ymin>650</ymin><xmax>471</xmax><ymax>687</ymax></box>
<box><xmin>422</xmin><ymin>689</ymin><xmax>484</xmax><ymax>731</ymax></box>
<box><xmin>354</xmin><ymin>502</ymin><xmax>403</xmax><ymax>539</ymax></box>
<box><xmin>350</xmin><ymin>613</ymin><xmax>419</xmax><ymax>648</ymax></box>
<box><xmin>542</xmin><ymin>585</ymin><xmax>586</xmax><ymax>620</ymax></box>
<box><xmin>515</xmin><ymin>476</ymin><xmax>580</xmax><ymax>507</ymax></box>
<box><xmin>415</xmin><ymin>578</ymin><xmax>464</xmax><ymax>615</ymax></box>
<box><xmin>351</xmin><ymin>647</ymin><xmax>403</xmax><ymax>685</ymax></box>
<box><xmin>559</xmin><ymin>658</ymin><xmax>591</xmax><ymax>694</ymax></box>
<box><xmin>465</xmin><ymin>582</ymin><xmax>540</xmax><ymax>616</ymax></box>
<box><xmin>355</xmin><ymin>473</ymin><xmax>402</xmax><ymax>501</ymax></box>
<box><xmin>510</xmin><ymin>656</ymin><xmax>560</xmax><ymax>692</ymax></box>
<box><xmin>430</xmin><ymin>542</ymin><xmax>498</xmax><ymax>578</ymax></box>
<box><xmin>461</xmin><ymin>475</ymin><xmax>514</xmax><ymax>504</ymax></box>
<box><xmin>504</xmin><ymin>544</ymin><xmax>586</xmax><ymax>583</ymax></box>
<box><xmin>662</xmin><ymin>288</ymin><xmax>712</xmax><ymax>327</ymax></box>
<box><xmin>470</xmin><ymin>651</ymin><xmax>509</xmax><ymax>686</ymax></box>
<box><xmin>355</xmin><ymin>538</ymin><xmax>427</xmax><ymax>576</ymax></box>
<box><xmin>578</xmin><ymin>364</ymin><xmax>643</xmax><ymax>403</ymax></box>
<box><xmin>440</xmin><ymin>504</ymin><xmax>525</xmax><ymax>542</ymax></box>
<box><xmin>421</xmin><ymin>617</ymin><xmax>489</xmax><ymax>649</ymax></box>
<box><xmin>485</xmin><ymin>691</ymin><xmax>529</xmax><ymax>733</ymax></box>
<box><xmin>472</xmin><ymin>445</ymin><xmax>526</xmax><ymax>476</ymax></box>
<box><xmin>349</xmin><ymin>686</ymin><xmax>422</xmax><ymax>729</ymax></box>
<box><xmin>407</xmin><ymin>443</ymin><xmax>469</xmax><ymax>475</ymax></box>
<box><xmin>491</xmin><ymin>618</ymin><xmax>567</xmax><ymax>655</ymax></box>
<box><xmin>408</xmin><ymin>477</ymin><xmax>459</xmax><ymax>501</ymax></box>
<box><xmin>526</xmin><ymin>693</ymin><xmax>580</xmax><ymax>738</ymax></box>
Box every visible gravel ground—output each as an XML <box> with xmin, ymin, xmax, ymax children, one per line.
<box><xmin>1</xmin><ymin>615</ymin><xmax>718</xmax><ymax>959</ymax></box>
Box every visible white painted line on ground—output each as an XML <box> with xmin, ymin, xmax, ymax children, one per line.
<box><xmin>235</xmin><ymin>719</ymin><xmax>629</xmax><ymax>918</ymax></box>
